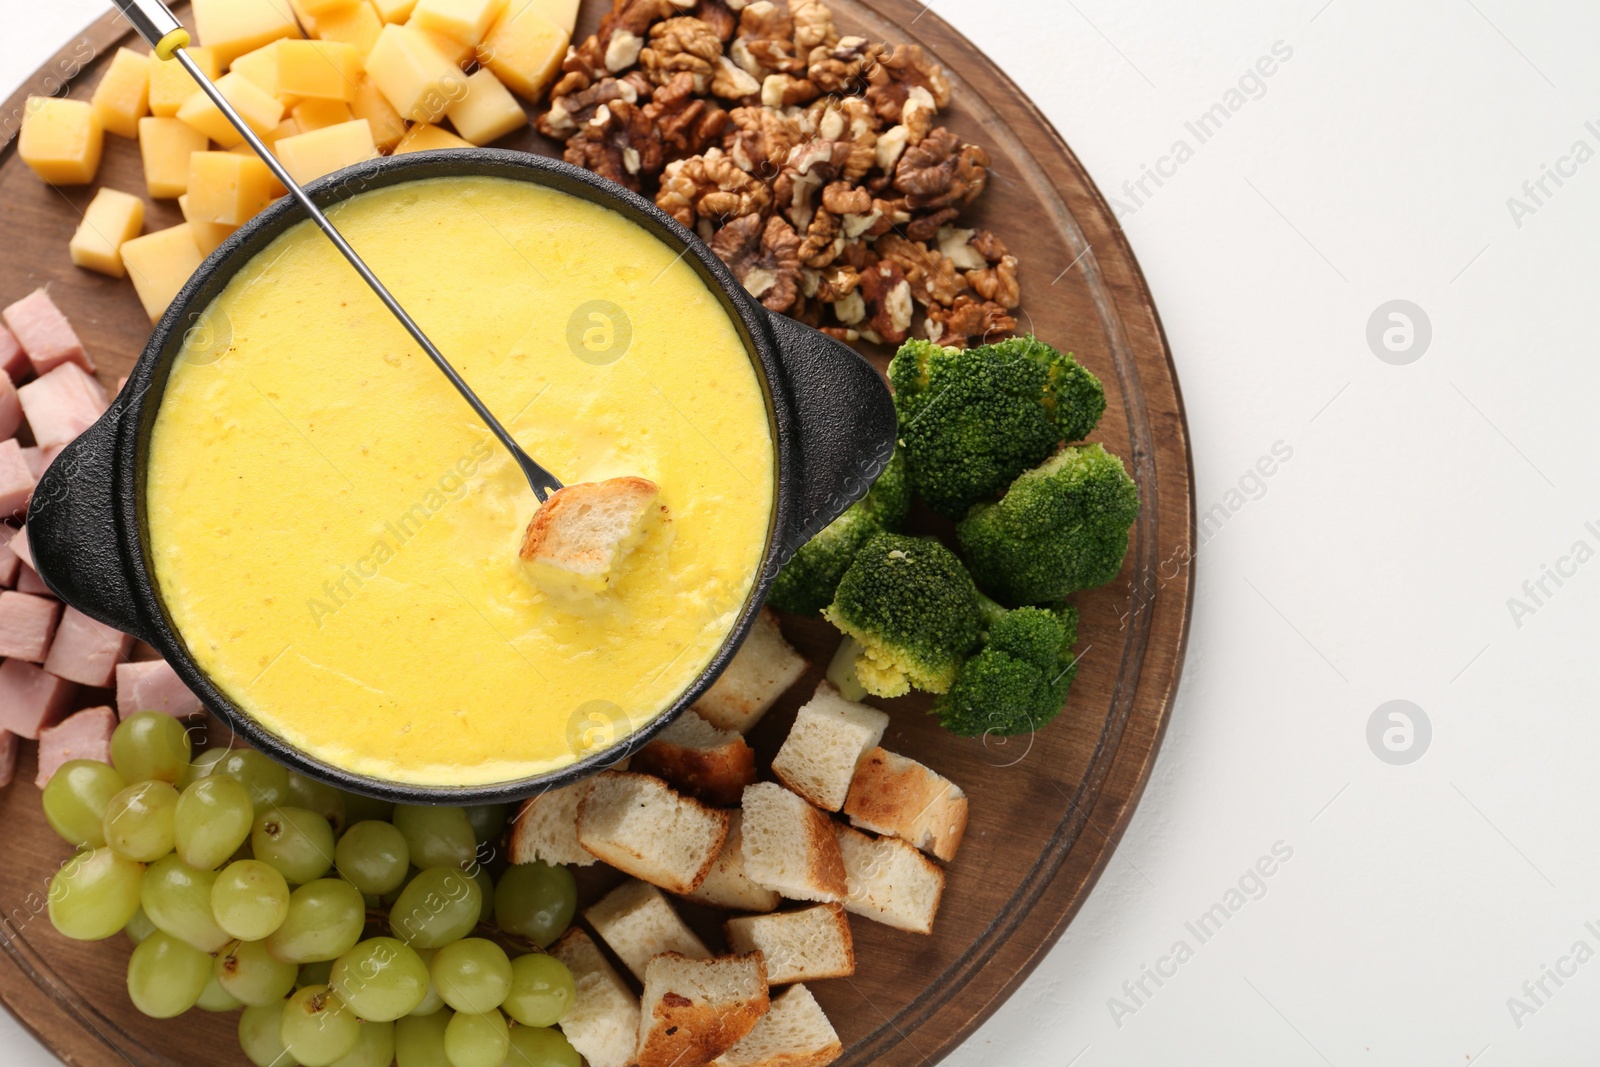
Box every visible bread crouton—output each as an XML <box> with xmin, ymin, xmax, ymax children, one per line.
<box><xmin>684</xmin><ymin>810</ymin><xmax>782</xmax><ymax>913</ymax></box>
<box><xmin>576</xmin><ymin>771</ymin><xmax>730</xmax><ymax>894</ymax></box>
<box><xmin>725</xmin><ymin>905</ymin><xmax>854</xmax><ymax>984</ymax></box>
<box><xmin>585</xmin><ymin>879</ymin><xmax>711</xmax><ymax>982</ymax></box>
<box><xmin>638</xmin><ymin>952</ymin><xmax>770</xmax><ymax>1067</ymax></box>
<box><xmin>549</xmin><ymin>928</ymin><xmax>642</xmax><ymax>1067</ymax></box>
<box><xmin>633</xmin><ymin>710</ymin><xmax>758</xmax><ymax>806</ymax></box>
<box><xmin>831</xmin><ymin>823</ymin><xmax>944</xmax><ymax>935</ymax></box>
<box><xmin>842</xmin><ymin>747</ymin><xmax>968</xmax><ymax>862</ymax></box>
<box><xmin>694</xmin><ymin>608</ymin><xmax>807</xmax><ymax>733</ymax></box>
<box><xmin>520</xmin><ymin>476</ymin><xmax>665</xmax><ymax>596</ymax></box>
<box><xmin>740</xmin><ymin>783</ymin><xmax>846</xmax><ymax>904</ymax></box>
<box><xmin>710</xmin><ymin>984</ymin><xmax>843</xmax><ymax>1067</ymax></box>
<box><xmin>509</xmin><ymin>780</ymin><xmax>598</xmax><ymax>867</ymax></box>
<box><xmin>771</xmin><ymin>682</ymin><xmax>889</xmax><ymax>811</ymax></box>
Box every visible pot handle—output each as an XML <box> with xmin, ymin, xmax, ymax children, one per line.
<box><xmin>29</xmin><ymin>408</ymin><xmax>155</xmax><ymax>644</ymax></box>
<box><xmin>765</xmin><ymin>310</ymin><xmax>898</xmax><ymax>559</ymax></box>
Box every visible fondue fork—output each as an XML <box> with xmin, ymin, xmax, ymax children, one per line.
<box><xmin>111</xmin><ymin>0</ymin><xmax>566</xmax><ymax>503</ymax></box>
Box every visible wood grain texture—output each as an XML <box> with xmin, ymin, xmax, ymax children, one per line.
<box><xmin>0</xmin><ymin>3</ymin><xmax>1194</xmax><ymax>1065</ymax></box>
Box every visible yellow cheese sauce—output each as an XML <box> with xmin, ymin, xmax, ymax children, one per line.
<box><xmin>146</xmin><ymin>176</ymin><xmax>775</xmax><ymax>787</ymax></box>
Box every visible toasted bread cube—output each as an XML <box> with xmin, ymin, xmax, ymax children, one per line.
<box><xmin>192</xmin><ymin>0</ymin><xmax>304</xmax><ymax>66</ymax></box>
<box><xmin>693</xmin><ymin>609</ymin><xmax>807</xmax><ymax>734</ymax></box>
<box><xmin>520</xmin><ymin>477</ymin><xmax>664</xmax><ymax>597</ymax></box>
<box><xmin>274</xmin><ymin>119</ymin><xmax>379</xmax><ymax>184</ymax></box>
<box><xmin>633</xmin><ymin>711</ymin><xmax>756</xmax><ymax>807</ymax></box>
<box><xmin>91</xmin><ymin>48</ymin><xmax>151</xmax><ymax>139</ymax></box>
<box><xmin>684</xmin><ymin>811</ymin><xmax>781</xmax><ymax>913</ymax></box>
<box><xmin>366</xmin><ymin>24</ymin><xmax>467</xmax><ymax>123</ymax></box>
<box><xmin>725</xmin><ymin>905</ymin><xmax>853</xmax><ymax>985</ymax></box>
<box><xmin>176</xmin><ymin>72</ymin><xmax>286</xmax><ymax>148</ymax></box>
<box><xmin>549</xmin><ymin>928</ymin><xmax>641</xmax><ymax>1067</ymax></box>
<box><xmin>585</xmin><ymin>880</ymin><xmax>710</xmax><ymax>982</ymax></box>
<box><xmin>315</xmin><ymin>2</ymin><xmax>387</xmax><ymax>61</ymax></box>
<box><xmin>771</xmin><ymin>682</ymin><xmax>888</xmax><ymax>812</ymax></box>
<box><xmin>138</xmin><ymin>117</ymin><xmax>209</xmax><ymax>199</ymax></box>
<box><xmin>372</xmin><ymin>0</ymin><xmax>420</xmax><ymax>21</ymax></box>
<box><xmin>187</xmin><ymin>151</ymin><xmax>278</xmax><ymax>226</ymax></box>
<box><xmin>740</xmin><ymin>783</ymin><xmax>846</xmax><ymax>904</ymax></box>
<box><xmin>444</xmin><ymin>68</ymin><xmax>526</xmax><ymax>145</ymax></box>
<box><xmin>70</xmin><ymin>188</ymin><xmax>146</xmax><ymax>279</ymax></box>
<box><xmin>509</xmin><ymin>780</ymin><xmax>597</xmax><ymax>867</ymax></box>
<box><xmin>410</xmin><ymin>0</ymin><xmax>506</xmax><ymax>46</ymax></box>
<box><xmin>639</xmin><ymin>953</ymin><xmax>769</xmax><ymax>1067</ymax></box>
<box><xmin>477</xmin><ymin>3</ymin><xmax>568</xmax><ymax>102</ymax></box>
<box><xmin>277</xmin><ymin>40</ymin><xmax>363</xmax><ymax>101</ymax></box>
<box><xmin>576</xmin><ymin>771</ymin><xmax>729</xmax><ymax>894</ymax></box>
<box><xmin>831</xmin><ymin>823</ymin><xmax>943</xmax><ymax>935</ymax></box>
<box><xmin>18</xmin><ymin>98</ymin><xmax>103</xmax><ymax>186</ymax></box>
<box><xmin>291</xmin><ymin>98</ymin><xmax>356</xmax><ymax>132</ymax></box>
<box><xmin>843</xmin><ymin>748</ymin><xmax>968</xmax><ymax>862</ymax></box>
<box><xmin>710</xmin><ymin>983</ymin><xmax>842</xmax><ymax>1067</ymax></box>
<box><xmin>393</xmin><ymin>121</ymin><xmax>473</xmax><ymax>153</ymax></box>
<box><xmin>177</xmin><ymin>195</ymin><xmax>238</xmax><ymax>257</ymax></box>
<box><xmin>122</xmin><ymin>225</ymin><xmax>205</xmax><ymax>323</ymax></box>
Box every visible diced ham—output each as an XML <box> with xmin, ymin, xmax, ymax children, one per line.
<box><xmin>0</xmin><ymin>440</ymin><xmax>35</xmax><ymax>518</ymax></box>
<box><xmin>0</xmin><ymin>289</ymin><xmax>94</xmax><ymax>376</ymax></box>
<box><xmin>0</xmin><ymin>729</ymin><xmax>16</xmax><ymax>787</ymax></box>
<box><xmin>41</xmin><ymin>444</ymin><xmax>65</xmax><ymax>465</ymax></box>
<box><xmin>19</xmin><ymin>447</ymin><xmax>45</xmax><ymax>480</ymax></box>
<box><xmin>45</xmin><ymin>607</ymin><xmax>132</xmax><ymax>688</ymax></box>
<box><xmin>35</xmin><ymin>706</ymin><xmax>116</xmax><ymax>787</ymax></box>
<box><xmin>0</xmin><ymin>658</ymin><xmax>75</xmax><ymax>738</ymax></box>
<box><xmin>7</xmin><ymin>526</ymin><xmax>30</xmax><ymax>569</ymax></box>
<box><xmin>0</xmin><ymin>325</ymin><xmax>26</xmax><ymax>385</ymax></box>
<box><xmin>116</xmin><ymin>660</ymin><xmax>202</xmax><ymax>718</ymax></box>
<box><xmin>16</xmin><ymin>565</ymin><xmax>49</xmax><ymax>595</ymax></box>
<box><xmin>0</xmin><ymin>590</ymin><xmax>61</xmax><ymax>662</ymax></box>
<box><xmin>0</xmin><ymin>545</ymin><xmax>17</xmax><ymax>588</ymax></box>
<box><xmin>0</xmin><ymin>370</ymin><xmax>20</xmax><ymax>440</ymax></box>
<box><xmin>17</xmin><ymin>363</ymin><xmax>108</xmax><ymax>449</ymax></box>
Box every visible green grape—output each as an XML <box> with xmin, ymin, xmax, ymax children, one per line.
<box><xmin>393</xmin><ymin>806</ymin><xmax>477</xmax><ymax>871</ymax></box>
<box><xmin>197</xmin><ymin>972</ymin><xmax>245</xmax><ymax>1012</ymax></box>
<box><xmin>443</xmin><ymin>1009</ymin><xmax>509</xmax><ymax>1067</ymax></box>
<box><xmin>110</xmin><ymin>712</ymin><xmax>193</xmax><ymax>784</ymax></box>
<box><xmin>265</xmin><ymin>878</ymin><xmax>365</xmax><ymax>963</ymax></box>
<box><xmin>48</xmin><ymin>847</ymin><xmax>143</xmax><ymax>941</ymax></box>
<box><xmin>381</xmin><ymin>867</ymin><xmax>419</xmax><ymax>908</ymax></box>
<box><xmin>299</xmin><ymin>959</ymin><xmax>336</xmax><ymax>988</ymax></box>
<box><xmin>175</xmin><ymin>774</ymin><xmax>254</xmax><ymax>870</ymax></box>
<box><xmin>214</xmin><ymin>749</ymin><xmax>291</xmax><ymax>810</ymax></box>
<box><xmin>253</xmin><ymin>807</ymin><xmax>336</xmax><ymax>885</ymax></box>
<box><xmin>464</xmin><ymin>805</ymin><xmax>507</xmax><ymax>845</ymax></box>
<box><xmin>217</xmin><ymin>938</ymin><xmax>299</xmax><ymax>1005</ymax></box>
<box><xmin>127</xmin><ymin>930</ymin><xmax>211</xmax><ymax>1018</ymax></box>
<box><xmin>102</xmin><ymin>780</ymin><xmax>178</xmax><ymax>862</ymax></box>
<box><xmin>503</xmin><ymin>954</ymin><xmax>574</xmax><ymax>1028</ymax></box>
<box><xmin>281</xmin><ymin>985</ymin><xmax>361</xmax><ymax>1067</ymax></box>
<box><xmin>331</xmin><ymin>936</ymin><xmax>430</xmax><ymax>1021</ymax></box>
<box><xmin>182</xmin><ymin>747</ymin><xmax>229</xmax><ymax>788</ymax></box>
<box><xmin>330</xmin><ymin>1019</ymin><xmax>394</xmax><ymax>1067</ymax></box>
<box><xmin>336</xmin><ymin>821</ymin><xmax>410</xmax><ymax>896</ymax></box>
<box><xmin>42</xmin><ymin>760</ymin><xmax>127</xmax><ymax>848</ymax></box>
<box><xmin>240</xmin><ymin>1001</ymin><xmax>300</xmax><ymax>1067</ymax></box>
<box><xmin>505</xmin><ymin>1025</ymin><xmax>581</xmax><ymax>1067</ymax></box>
<box><xmin>390</xmin><ymin>867</ymin><xmax>482</xmax><ymax>949</ymax></box>
<box><xmin>341</xmin><ymin>791</ymin><xmax>395</xmax><ymax>827</ymax></box>
<box><xmin>395</xmin><ymin>1010</ymin><xmax>452</xmax><ymax>1067</ymax></box>
<box><xmin>214</xmin><ymin>859</ymin><xmax>292</xmax><ymax>940</ymax></box>
<box><xmin>124</xmin><ymin>906</ymin><xmax>158</xmax><ymax>945</ymax></box>
<box><xmin>141</xmin><ymin>854</ymin><xmax>231</xmax><ymax>952</ymax></box>
<box><xmin>471</xmin><ymin>865</ymin><xmax>495</xmax><ymax>927</ymax></box>
<box><xmin>430</xmin><ymin>938</ymin><xmax>511</xmax><ymax>1014</ymax></box>
<box><xmin>409</xmin><ymin>948</ymin><xmax>445</xmax><ymax>1017</ymax></box>
<box><xmin>286</xmin><ymin>772</ymin><xmax>348</xmax><ymax>836</ymax></box>
<box><xmin>493</xmin><ymin>863</ymin><xmax>576</xmax><ymax>948</ymax></box>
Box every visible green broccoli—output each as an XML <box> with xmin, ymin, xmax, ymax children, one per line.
<box><xmin>890</xmin><ymin>335</ymin><xmax>1106</xmax><ymax>519</ymax></box>
<box><xmin>957</xmin><ymin>443</ymin><xmax>1140</xmax><ymax>606</ymax></box>
<box><xmin>934</xmin><ymin>602</ymin><xmax>1081</xmax><ymax>737</ymax></box>
<box><xmin>822</xmin><ymin>532</ymin><xmax>983</xmax><ymax>697</ymax></box>
<box><xmin>769</xmin><ymin>448</ymin><xmax>910</xmax><ymax>615</ymax></box>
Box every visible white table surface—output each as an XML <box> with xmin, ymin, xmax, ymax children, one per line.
<box><xmin>8</xmin><ymin>2</ymin><xmax>1600</xmax><ymax>1064</ymax></box>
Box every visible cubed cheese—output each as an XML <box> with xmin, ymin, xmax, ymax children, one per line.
<box><xmin>228</xmin><ymin>41</ymin><xmax>293</xmax><ymax>101</ymax></box>
<box><xmin>371</xmin><ymin>0</ymin><xmax>420</xmax><ymax>23</ymax></box>
<box><xmin>277</xmin><ymin>40</ymin><xmax>363</xmax><ymax>101</ymax></box>
<box><xmin>313</xmin><ymin>1</ymin><xmax>386</xmax><ymax>62</ymax></box>
<box><xmin>148</xmin><ymin>47</ymin><xmax>219</xmax><ymax>118</ymax></box>
<box><xmin>292</xmin><ymin>98</ymin><xmax>355</xmax><ymax>132</ymax></box>
<box><xmin>18</xmin><ymin>97</ymin><xmax>104</xmax><ymax>186</ymax></box>
<box><xmin>176</xmin><ymin>71</ymin><xmax>286</xmax><ymax>147</ymax></box>
<box><xmin>300</xmin><ymin>0</ymin><xmax>363</xmax><ymax>16</ymax></box>
<box><xmin>444</xmin><ymin>67</ymin><xmax>526</xmax><ymax>145</ymax></box>
<box><xmin>69</xmin><ymin>188</ymin><xmax>146</xmax><ymax>278</ymax></box>
<box><xmin>510</xmin><ymin>0</ymin><xmax>577</xmax><ymax>34</ymax></box>
<box><xmin>177</xmin><ymin>195</ymin><xmax>239</xmax><ymax>256</ymax></box>
<box><xmin>2</xmin><ymin>289</ymin><xmax>93</xmax><ymax>376</ymax></box>
<box><xmin>350</xmin><ymin>74</ymin><xmax>407</xmax><ymax>150</ymax></box>
<box><xmin>138</xmin><ymin>116</ymin><xmax>210</xmax><ymax>198</ymax></box>
<box><xmin>393</xmin><ymin>122</ymin><xmax>472</xmax><ymax>153</ymax></box>
<box><xmin>90</xmin><ymin>47</ymin><xmax>151</xmax><ymax>139</ymax></box>
<box><xmin>274</xmin><ymin>119</ymin><xmax>379</xmax><ymax>184</ymax></box>
<box><xmin>366</xmin><ymin>24</ymin><xmax>467</xmax><ymax>123</ymax></box>
<box><xmin>121</xmin><ymin>225</ymin><xmax>206</xmax><ymax>323</ymax></box>
<box><xmin>190</xmin><ymin>0</ymin><xmax>303</xmax><ymax>66</ymax></box>
<box><xmin>477</xmin><ymin>4</ymin><xmax>567</xmax><ymax>102</ymax></box>
<box><xmin>410</xmin><ymin>0</ymin><xmax>507</xmax><ymax>46</ymax></box>
<box><xmin>187</xmin><ymin>151</ymin><xmax>279</xmax><ymax>226</ymax></box>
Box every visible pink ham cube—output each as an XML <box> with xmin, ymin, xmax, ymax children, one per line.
<box><xmin>0</xmin><ymin>324</ymin><xmax>26</xmax><ymax>384</ymax></box>
<box><xmin>16</xmin><ymin>566</ymin><xmax>49</xmax><ymax>595</ymax></box>
<box><xmin>0</xmin><ymin>658</ymin><xmax>75</xmax><ymax>738</ymax></box>
<box><xmin>1</xmin><ymin>289</ymin><xmax>94</xmax><ymax>376</ymax></box>
<box><xmin>0</xmin><ymin>590</ymin><xmax>61</xmax><ymax>661</ymax></box>
<box><xmin>0</xmin><ymin>370</ymin><xmax>20</xmax><ymax>440</ymax></box>
<box><xmin>45</xmin><ymin>607</ymin><xmax>132</xmax><ymax>687</ymax></box>
<box><xmin>116</xmin><ymin>660</ymin><xmax>202</xmax><ymax>718</ymax></box>
<box><xmin>0</xmin><ymin>440</ymin><xmax>36</xmax><ymax>519</ymax></box>
<box><xmin>19</xmin><ymin>447</ymin><xmax>45</xmax><ymax>480</ymax></box>
<box><xmin>36</xmin><ymin>706</ymin><xmax>116</xmax><ymax>787</ymax></box>
<box><xmin>17</xmin><ymin>363</ymin><xmax>108</xmax><ymax>449</ymax></box>
<box><xmin>0</xmin><ymin>729</ymin><xmax>16</xmax><ymax>787</ymax></box>
<box><xmin>7</xmin><ymin>526</ymin><xmax>30</xmax><ymax>569</ymax></box>
<box><xmin>0</xmin><ymin>545</ymin><xmax>18</xmax><ymax>588</ymax></box>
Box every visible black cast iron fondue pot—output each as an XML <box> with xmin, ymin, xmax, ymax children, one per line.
<box><xmin>28</xmin><ymin>149</ymin><xmax>896</xmax><ymax>805</ymax></box>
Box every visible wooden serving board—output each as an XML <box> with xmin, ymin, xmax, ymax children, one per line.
<box><xmin>0</xmin><ymin>3</ymin><xmax>1194</xmax><ymax>1065</ymax></box>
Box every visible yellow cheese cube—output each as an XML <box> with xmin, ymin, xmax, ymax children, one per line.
<box><xmin>274</xmin><ymin>119</ymin><xmax>379</xmax><ymax>184</ymax></box>
<box><xmin>178</xmin><ymin>195</ymin><xmax>239</xmax><ymax>256</ymax></box>
<box><xmin>393</xmin><ymin>122</ymin><xmax>472</xmax><ymax>154</ymax></box>
<box><xmin>188</xmin><ymin>151</ymin><xmax>279</xmax><ymax>226</ymax></box>
<box><xmin>228</xmin><ymin>41</ymin><xmax>290</xmax><ymax>99</ymax></box>
<box><xmin>301</xmin><ymin>0</ymin><xmax>361</xmax><ymax>16</ymax></box>
<box><xmin>445</xmin><ymin>69</ymin><xmax>526</xmax><ymax>145</ymax></box>
<box><xmin>138</xmin><ymin>117</ymin><xmax>210</xmax><ymax>198</ymax></box>
<box><xmin>90</xmin><ymin>48</ymin><xmax>150</xmax><ymax>140</ymax></box>
<box><xmin>371</xmin><ymin>0</ymin><xmax>419</xmax><ymax>24</ymax></box>
<box><xmin>513</xmin><ymin>0</ymin><xmax>578</xmax><ymax>34</ymax></box>
<box><xmin>411</xmin><ymin>25</ymin><xmax>475</xmax><ymax>67</ymax></box>
<box><xmin>149</xmin><ymin>47</ymin><xmax>220</xmax><ymax>118</ymax></box>
<box><xmin>410</xmin><ymin>0</ymin><xmax>506</xmax><ymax>46</ymax></box>
<box><xmin>122</xmin><ymin>224</ymin><xmax>206</xmax><ymax>323</ymax></box>
<box><xmin>366</xmin><ymin>25</ymin><xmax>467</xmax><ymax>123</ymax></box>
<box><xmin>312</xmin><ymin>2</ymin><xmax>385</xmax><ymax>62</ymax></box>
<box><xmin>69</xmin><ymin>188</ymin><xmax>146</xmax><ymax>278</ymax></box>
<box><xmin>176</xmin><ymin>71</ymin><xmax>286</xmax><ymax>148</ymax></box>
<box><xmin>18</xmin><ymin>98</ymin><xmax>104</xmax><ymax>186</ymax></box>
<box><xmin>276</xmin><ymin>40</ymin><xmax>362</xmax><ymax>101</ymax></box>
<box><xmin>191</xmin><ymin>0</ymin><xmax>304</xmax><ymax>66</ymax></box>
<box><xmin>477</xmin><ymin>5</ymin><xmax>567</xmax><ymax>102</ymax></box>
<box><xmin>267</xmin><ymin>117</ymin><xmax>303</xmax><ymax>144</ymax></box>
<box><xmin>292</xmin><ymin>98</ymin><xmax>355</xmax><ymax>132</ymax></box>
<box><xmin>350</xmin><ymin>75</ymin><xmax>407</xmax><ymax>150</ymax></box>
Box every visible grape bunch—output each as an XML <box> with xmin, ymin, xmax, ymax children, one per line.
<box><xmin>42</xmin><ymin>713</ymin><xmax>582</xmax><ymax>1067</ymax></box>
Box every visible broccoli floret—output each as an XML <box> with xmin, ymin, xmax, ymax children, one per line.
<box><xmin>822</xmin><ymin>533</ymin><xmax>983</xmax><ymax>697</ymax></box>
<box><xmin>934</xmin><ymin>605</ymin><xmax>1081</xmax><ymax>737</ymax></box>
<box><xmin>769</xmin><ymin>448</ymin><xmax>910</xmax><ymax>615</ymax></box>
<box><xmin>890</xmin><ymin>336</ymin><xmax>1106</xmax><ymax>518</ymax></box>
<box><xmin>958</xmin><ymin>443</ymin><xmax>1138</xmax><ymax>606</ymax></box>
